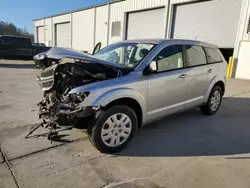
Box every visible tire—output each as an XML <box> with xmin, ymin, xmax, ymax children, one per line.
<box><xmin>200</xmin><ymin>85</ymin><xmax>223</xmax><ymax>115</ymax></box>
<box><xmin>87</xmin><ymin>105</ymin><xmax>138</xmax><ymax>153</ymax></box>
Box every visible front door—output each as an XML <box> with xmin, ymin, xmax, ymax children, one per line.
<box><xmin>147</xmin><ymin>45</ymin><xmax>188</xmax><ymax>121</ymax></box>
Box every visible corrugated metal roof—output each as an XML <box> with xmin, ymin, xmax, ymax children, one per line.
<box><xmin>33</xmin><ymin>0</ymin><xmax>126</xmax><ymax>21</ymax></box>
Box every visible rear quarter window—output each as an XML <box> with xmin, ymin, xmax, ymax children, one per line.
<box><xmin>204</xmin><ymin>47</ymin><xmax>223</xmax><ymax>63</ymax></box>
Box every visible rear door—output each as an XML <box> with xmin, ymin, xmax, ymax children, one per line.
<box><xmin>184</xmin><ymin>45</ymin><xmax>210</xmax><ymax>108</ymax></box>
<box><xmin>204</xmin><ymin>47</ymin><xmax>225</xmax><ymax>81</ymax></box>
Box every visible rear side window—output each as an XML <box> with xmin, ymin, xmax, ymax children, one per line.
<box><xmin>154</xmin><ymin>45</ymin><xmax>184</xmax><ymax>72</ymax></box>
<box><xmin>16</xmin><ymin>38</ymin><xmax>31</xmax><ymax>46</ymax></box>
<box><xmin>185</xmin><ymin>45</ymin><xmax>207</xmax><ymax>67</ymax></box>
<box><xmin>204</xmin><ymin>47</ymin><xmax>223</xmax><ymax>63</ymax></box>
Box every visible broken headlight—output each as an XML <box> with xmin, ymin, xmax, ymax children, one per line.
<box><xmin>67</xmin><ymin>92</ymin><xmax>89</xmax><ymax>103</ymax></box>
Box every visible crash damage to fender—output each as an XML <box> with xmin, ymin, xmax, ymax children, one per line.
<box><xmin>26</xmin><ymin>47</ymin><xmax>131</xmax><ymax>139</ymax></box>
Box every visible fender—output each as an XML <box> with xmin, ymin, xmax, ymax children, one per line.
<box><xmin>204</xmin><ymin>75</ymin><xmax>226</xmax><ymax>103</ymax></box>
<box><xmin>78</xmin><ymin>87</ymin><xmax>147</xmax><ymax>123</ymax></box>
<box><xmin>93</xmin><ymin>87</ymin><xmax>147</xmax><ymax>122</ymax></box>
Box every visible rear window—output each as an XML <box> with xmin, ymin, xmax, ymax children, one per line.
<box><xmin>204</xmin><ymin>47</ymin><xmax>223</xmax><ymax>63</ymax></box>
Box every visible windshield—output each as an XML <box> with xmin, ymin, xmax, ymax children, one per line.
<box><xmin>93</xmin><ymin>42</ymin><xmax>155</xmax><ymax>68</ymax></box>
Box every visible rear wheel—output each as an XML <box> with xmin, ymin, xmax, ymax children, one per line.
<box><xmin>87</xmin><ymin>105</ymin><xmax>138</xmax><ymax>153</ymax></box>
<box><xmin>200</xmin><ymin>86</ymin><xmax>223</xmax><ymax>115</ymax></box>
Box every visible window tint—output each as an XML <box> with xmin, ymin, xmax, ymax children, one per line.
<box><xmin>2</xmin><ymin>36</ymin><xmax>15</xmax><ymax>45</ymax></box>
<box><xmin>1</xmin><ymin>37</ymin><xmax>31</xmax><ymax>46</ymax></box>
<box><xmin>204</xmin><ymin>47</ymin><xmax>223</xmax><ymax>63</ymax></box>
<box><xmin>154</xmin><ymin>45</ymin><xmax>184</xmax><ymax>72</ymax></box>
<box><xmin>15</xmin><ymin>38</ymin><xmax>31</xmax><ymax>46</ymax></box>
<box><xmin>185</xmin><ymin>45</ymin><xmax>207</xmax><ymax>67</ymax></box>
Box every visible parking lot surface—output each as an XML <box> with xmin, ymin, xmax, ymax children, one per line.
<box><xmin>1</xmin><ymin>59</ymin><xmax>250</xmax><ymax>188</ymax></box>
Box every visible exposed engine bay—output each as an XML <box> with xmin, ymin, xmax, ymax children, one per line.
<box><xmin>26</xmin><ymin>47</ymin><xmax>131</xmax><ymax>139</ymax></box>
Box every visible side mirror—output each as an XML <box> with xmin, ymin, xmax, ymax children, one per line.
<box><xmin>144</xmin><ymin>61</ymin><xmax>158</xmax><ymax>75</ymax></box>
<box><xmin>149</xmin><ymin>60</ymin><xmax>158</xmax><ymax>72</ymax></box>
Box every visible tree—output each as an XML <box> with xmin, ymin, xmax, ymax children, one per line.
<box><xmin>0</xmin><ymin>21</ymin><xmax>34</xmax><ymax>42</ymax></box>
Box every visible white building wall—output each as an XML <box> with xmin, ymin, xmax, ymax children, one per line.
<box><xmin>52</xmin><ymin>14</ymin><xmax>71</xmax><ymax>24</ymax></box>
<box><xmin>44</xmin><ymin>18</ymin><xmax>52</xmax><ymax>46</ymax></box>
<box><xmin>95</xmin><ymin>5</ymin><xmax>109</xmax><ymax>47</ymax></box>
<box><xmin>109</xmin><ymin>0</ymin><xmax>167</xmax><ymax>44</ymax></box>
<box><xmin>72</xmin><ymin>9</ymin><xmax>95</xmax><ymax>52</ymax></box>
<box><xmin>34</xmin><ymin>19</ymin><xmax>44</xmax><ymax>27</ymax></box>
<box><xmin>34</xmin><ymin>19</ymin><xmax>45</xmax><ymax>43</ymax></box>
<box><xmin>234</xmin><ymin>0</ymin><xmax>250</xmax><ymax>78</ymax></box>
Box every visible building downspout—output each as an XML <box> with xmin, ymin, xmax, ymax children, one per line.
<box><xmin>93</xmin><ymin>7</ymin><xmax>97</xmax><ymax>52</ymax></box>
<box><xmin>164</xmin><ymin>0</ymin><xmax>171</xmax><ymax>39</ymax></box>
<box><xmin>70</xmin><ymin>12</ymin><xmax>73</xmax><ymax>48</ymax></box>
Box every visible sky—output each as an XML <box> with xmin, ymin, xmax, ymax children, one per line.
<box><xmin>1</xmin><ymin>0</ymin><xmax>110</xmax><ymax>33</ymax></box>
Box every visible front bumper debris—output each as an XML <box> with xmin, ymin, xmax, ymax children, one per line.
<box><xmin>25</xmin><ymin>100</ymin><xmax>101</xmax><ymax>140</ymax></box>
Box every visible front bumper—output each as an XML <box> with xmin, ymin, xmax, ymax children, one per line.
<box><xmin>38</xmin><ymin>99</ymin><xmax>100</xmax><ymax>127</ymax></box>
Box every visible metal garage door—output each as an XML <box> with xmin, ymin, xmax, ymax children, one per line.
<box><xmin>37</xmin><ymin>26</ymin><xmax>44</xmax><ymax>43</ymax></box>
<box><xmin>171</xmin><ymin>0</ymin><xmax>242</xmax><ymax>48</ymax></box>
<box><xmin>55</xmin><ymin>22</ymin><xmax>71</xmax><ymax>48</ymax></box>
<box><xmin>126</xmin><ymin>8</ymin><xmax>165</xmax><ymax>40</ymax></box>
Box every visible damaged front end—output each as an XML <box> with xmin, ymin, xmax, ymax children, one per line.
<box><xmin>27</xmin><ymin>47</ymin><xmax>130</xmax><ymax>139</ymax></box>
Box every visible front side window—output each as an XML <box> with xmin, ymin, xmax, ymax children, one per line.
<box><xmin>185</xmin><ymin>45</ymin><xmax>207</xmax><ymax>67</ymax></box>
<box><xmin>204</xmin><ymin>47</ymin><xmax>223</xmax><ymax>63</ymax></box>
<box><xmin>94</xmin><ymin>43</ymin><xmax>155</xmax><ymax>68</ymax></box>
<box><xmin>153</xmin><ymin>45</ymin><xmax>184</xmax><ymax>72</ymax></box>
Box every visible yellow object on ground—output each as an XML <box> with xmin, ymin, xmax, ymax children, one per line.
<box><xmin>227</xmin><ymin>56</ymin><xmax>233</xmax><ymax>78</ymax></box>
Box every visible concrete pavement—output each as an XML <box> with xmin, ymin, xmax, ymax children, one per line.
<box><xmin>1</xmin><ymin>59</ymin><xmax>250</xmax><ymax>188</ymax></box>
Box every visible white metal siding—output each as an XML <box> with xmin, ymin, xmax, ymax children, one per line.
<box><xmin>34</xmin><ymin>20</ymin><xmax>44</xmax><ymax>27</ymax></box>
<box><xmin>95</xmin><ymin>5</ymin><xmax>109</xmax><ymax>47</ymax></box>
<box><xmin>109</xmin><ymin>0</ymin><xmax>166</xmax><ymax>44</ymax></box>
<box><xmin>53</xmin><ymin>14</ymin><xmax>71</xmax><ymax>24</ymax></box>
<box><xmin>55</xmin><ymin>22</ymin><xmax>71</xmax><ymax>48</ymax></box>
<box><xmin>45</xmin><ymin>18</ymin><xmax>52</xmax><ymax>46</ymax></box>
<box><xmin>172</xmin><ymin>0</ymin><xmax>242</xmax><ymax>48</ymax></box>
<box><xmin>233</xmin><ymin>0</ymin><xmax>250</xmax><ymax>56</ymax></box>
<box><xmin>72</xmin><ymin>9</ymin><xmax>95</xmax><ymax>53</ymax></box>
<box><xmin>235</xmin><ymin>41</ymin><xmax>250</xmax><ymax>79</ymax></box>
<box><xmin>37</xmin><ymin>26</ymin><xmax>45</xmax><ymax>43</ymax></box>
<box><xmin>127</xmin><ymin>8</ymin><xmax>165</xmax><ymax>40</ymax></box>
<box><xmin>233</xmin><ymin>0</ymin><xmax>250</xmax><ymax>78</ymax></box>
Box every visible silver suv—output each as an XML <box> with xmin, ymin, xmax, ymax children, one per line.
<box><xmin>34</xmin><ymin>39</ymin><xmax>227</xmax><ymax>153</ymax></box>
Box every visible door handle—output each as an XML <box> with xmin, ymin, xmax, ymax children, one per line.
<box><xmin>208</xmin><ymin>69</ymin><xmax>213</xmax><ymax>73</ymax></box>
<box><xmin>179</xmin><ymin>74</ymin><xmax>188</xmax><ymax>78</ymax></box>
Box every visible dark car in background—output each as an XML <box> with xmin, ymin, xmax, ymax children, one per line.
<box><xmin>33</xmin><ymin>42</ymin><xmax>46</xmax><ymax>47</ymax></box>
<box><xmin>0</xmin><ymin>35</ymin><xmax>51</xmax><ymax>59</ymax></box>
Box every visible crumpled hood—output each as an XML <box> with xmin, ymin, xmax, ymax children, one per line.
<box><xmin>33</xmin><ymin>47</ymin><xmax>126</xmax><ymax>69</ymax></box>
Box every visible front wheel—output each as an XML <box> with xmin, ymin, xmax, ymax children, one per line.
<box><xmin>200</xmin><ymin>86</ymin><xmax>223</xmax><ymax>115</ymax></box>
<box><xmin>87</xmin><ymin>105</ymin><xmax>138</xmax><ymax>153</ymax></box>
